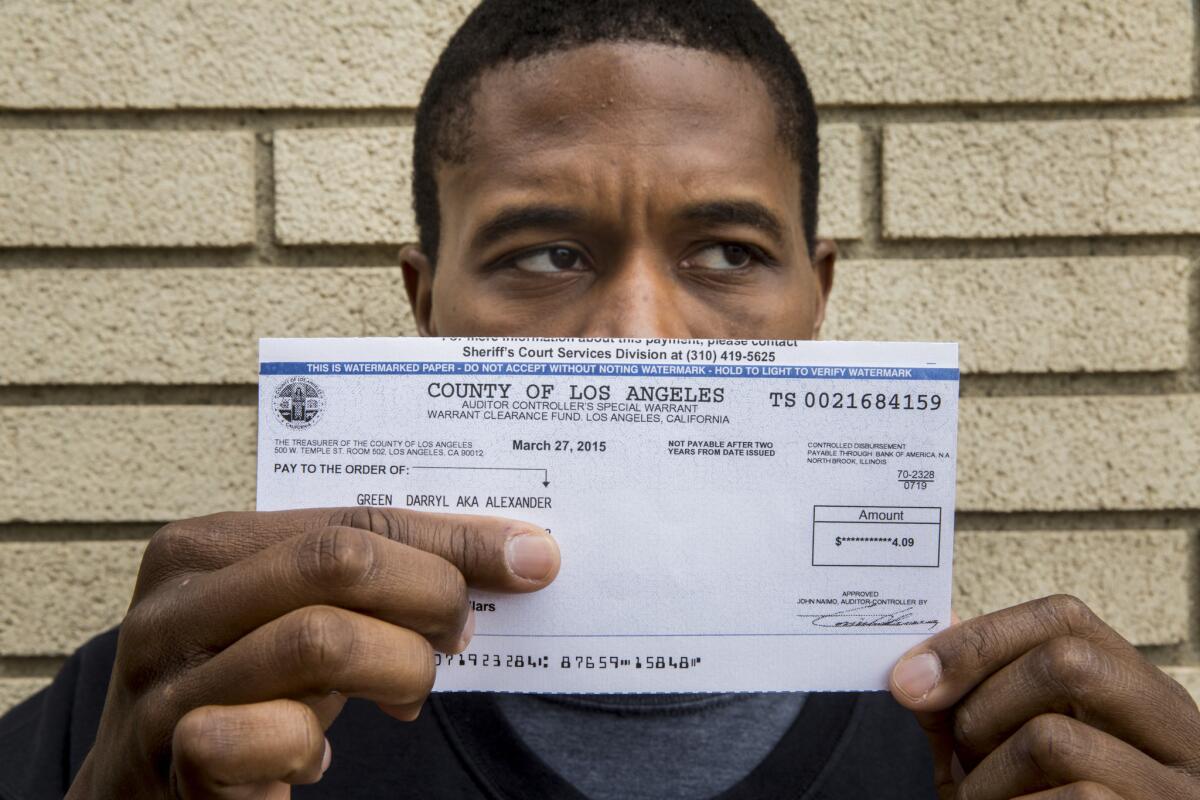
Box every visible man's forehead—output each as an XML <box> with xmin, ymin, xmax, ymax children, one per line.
<box><xmin>468</xmin><ymin>42</ymin><xmax>776</xmax><ymax>141</ymax></box>
<box><xmin>439</xmin><ymin>42</ymin><xmax>798</xmax><ymax>208</ymax></box>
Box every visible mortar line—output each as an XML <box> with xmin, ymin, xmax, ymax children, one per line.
<box><xmin>4</xmin><ymin>102</ymin><xmax>1200</xmax><ymax>131</ymax></box>
<box><xmin>837</xmin><ymin>236</ymin><xmax>1200</xmax><ymax>261</ymax></box>
<box><xmin>1188</xmin><ymin>247</ymin><xmax>1200</xmax><ymax>380</ymax></box>
<box><xmin>1193</xmin><ymin>0</ymin><xmax>1200</xmax><ymax>102</ymax></box>
<box><xmin>818</xmin><ymin>100</ymin><xmax>1200</xmax><ymax>124</ymax></box>
<box><xmin>0</xmin><ymin>108</ymin><xmax>418</xmax><ymax>130</ymax></box>
<box><xmin>855</xmin><ymin>121</ymin><xmax>883</xmax><ymax>258</ymax></box>
<box><xmin>6</xmin><ymin>513</ymin><xmax>1195</xmax><ymax>540</ymax></box>
<box><xmin>955</xmin><ymin>510</ymin><xmax>1200</xmax><ymax>532</ymax></box>
<box><xmin>0</xmin><ymin>524</ymin><xmax>159</xmax><ymax>543</ymax></box>
<box><xmin>0</xmin><ymin>368</ymin><xmax>1197</xmax><ymax>407</ymax></box>
<box><xmin>1185</xmin><ymin>520</ymin><xmax>1200</xmax><ymax>666</ymax></box>
<box><xmin>0</xmin><ymin>514</ymin><xmax>1196</xmax><ymax>542</ymax></box>
<box><xmin>0</xmin><ymin>656</ymin><xmax>67</xmax><ymax>680</ymax></box>
<box><xmin>0</xmin><ymin>385</ymin><xmax>258</xmax><ymax>407</ymax></box>
<box><xmin>253</xmin><ymin>128</ymin><xmax>280</xmax><ymax>267</ymax></box>
<box><xmin>2</xmin><ymin>235</ymin><xmax>1199</xmax><ymax>272</ymax></box>
<box><xmin>0</xmin><ymin>245</ymin><xmax>405</xmax><ymax>270</ymax></box>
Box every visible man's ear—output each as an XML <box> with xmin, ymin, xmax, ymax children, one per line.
<box><xmin>808</xmin><ymin>238</ymin><xmax>837</xmax><ymax>339</ymax></box>
<box><xmin>400</xmin><ymin>244</ymin><xmax>436</xmax><ymax>336</ymax></box>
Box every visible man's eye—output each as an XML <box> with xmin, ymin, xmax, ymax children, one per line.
<box><xmin>508</xmin><ymin>246</ymin><xmax>587</xmax><ymax>273</ymax></box>
<box><xmin>683</xmin><ymin>243</ymin><xmax>764</xmax><ymax>271</ymax></box>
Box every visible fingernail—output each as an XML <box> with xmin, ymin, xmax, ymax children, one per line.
<box><xmin>379</xmin><ymin>700</ymin><xmax>424</xmax><ymax>721</ymax></box>
<box><xmin>893</xmin><ymin>652</ymin><xmax>941</xmax><ymax>701</ymax></box>
<box><xmin>321</xmin><ymin>738</ymin><xmax>332</xmax><ymax>775</ymax></box>
<box><xmin>506</xmin><ymin>533</ymin><xmax>557</xmax><ymax>581</ymax></box>
<box><xmin>456</xmin><ymin>606</ymin><xmax>476</xmax><ymax>652</ymax></box>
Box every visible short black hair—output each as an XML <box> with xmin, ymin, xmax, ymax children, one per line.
<box><xmin>412</xmin><ymin>0</ymin><xmax>820</xmax><ymax>265</ymax></box>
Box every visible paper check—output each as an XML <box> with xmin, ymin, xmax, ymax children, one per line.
<box><xmin>257</xmin><ymin>337</ymin><xmax>959</xmax><ymax>693</ymax></box>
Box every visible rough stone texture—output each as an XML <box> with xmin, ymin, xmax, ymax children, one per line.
<box><xmin>275</xmin><ymin>128</ymin><xmax>416</xmax><ymax>245</ymax></box>
<box><xmin>958</xmin><ymin>396</ymin><xmax>1200</xmax><ymax>512</ymax></box>
<box><xmin>817</xmin><ymin>125</ymin><xmax>862</xmax><ymax>240</ymax></box>
<box><xmin>954</xmin><ymin>530</ymin><xmax>1193</xmax><ymax>646</ymax></box>
<box><xmin>763</xmin><ymin>0</ymin><xmax>1194</xmax><ymax>105</ymax></box>
<box><xmin>0</xmin><ymin>268</ymin><xmax>415</xmax><ymax>385</ymax></box>
<box><xmin>0</xmin><ymin>1</ymin><xmax>476</xmax><ymax>109</ymax></box>
<box><xmin>823</xmin><ymin>258</ymin><xmax>1191</xmax><ymax>374</ymax></box>
<box><xmin>0</xmin><ymin>407</ymin><xmax>257</xmax><ymax>523</ymax></box>
<box><xmin>0</xmin><ymin>679</ymin><xmax>51</xmax><ymax>716</ymax></box>
<box><xmin>0</xmin><ymin>542</ymin><xmax>144</xmax><ymax>656</ymax></box>
<box><xmin>0</xmin><ymin>131</ymin><xmax>255</xmax><ymax>247</ymax></box>
<box><xmin>2</xmin><ymin>1</ymin><xmax>1191</xmax><ymax>108</ymax></box>
<box><xmin>1165</xmin><ymin>668</ymin><xmax>1200</xmax><ymax>705</ymax></box>
<box><xmin>883</xmin><ymin>120</ymin><xmax>1200</xmax><ymax>238</ymax></box>
<box><xmin>272</xmin><ymin>124</ymin><xmax>862</xmax><ymax>244</ymax></box>
<box><xmin>6</xmin><ymin>397</ymin><xmax>1198</xmax><ymax>522</ymax></box>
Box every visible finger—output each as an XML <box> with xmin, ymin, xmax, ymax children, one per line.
<box><xmin>139</xmin><ymin>507</ymin><xmax>559</xmax><ymax>589</ymax></box>
<box><xmin>956</xmin><ymin>713</ymin><xmax>1190</xmax><ymax>800</ymax></box>
<box><xmin>1014</xmin><ymin>784</ymin><xmax>1124</xmax><ymax>800</ymax></box>
<box><xmin>951</xmin><ymin>636</ymin><xmax>1200</xmax><ymax>767</ymax></box>
<box><xmin>912</xmin><ymin>605</ymin><xmax>966</xmax><ymax>797</ymax></box>
<box><xmin>148</xmin><ymin>526</ymin><xmax>482</xmax><ymax>656</ymax></box>
<box><xmin>167</xmin><ymin>606</ymin><xmax>437</xmax><ymax>719</ymax></box>
<box><xmin>890</xmin><ymin>594</ymin><xmax>1133</xmax><ymax>711</ymax></box>
<box><xmin>172</xmin><ymin>700</ymin><xmax>329</xmax><ymax>799</ymax></box>
<box><xmin>300</xmin><ymin>691</ymin><xmax>348</xmax><ymax>730</ymax></box>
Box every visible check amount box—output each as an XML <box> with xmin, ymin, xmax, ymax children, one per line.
<box><xmin>811</xmin><ymin>505</ymin><xmax>942</xmax><ymax>568</ymax></box>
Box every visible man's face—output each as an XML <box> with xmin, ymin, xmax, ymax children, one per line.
<box><xmin>402</xmin><ymin>42</ymin><xmax>835</xmax><ymax>339</ymax></box>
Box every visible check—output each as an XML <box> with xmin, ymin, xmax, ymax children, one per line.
<box><xmin>257</xmin><ymin>337</ymin><xmax>959</xmax><ymax>693</ymax></box>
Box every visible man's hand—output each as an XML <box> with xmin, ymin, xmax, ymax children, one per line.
<box><xmin>66</xmin><ymin>507</ymin><xmax>560</xmax><ymax>799</ymax></box>
<box><xmin>889</xmin><ymin>595</ymin><xmax>1200</xmax><ymax>799</ymax></box>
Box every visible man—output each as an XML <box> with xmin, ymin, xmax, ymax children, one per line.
<box><xmin>3</xmin><ymin>1</ymin><xmax>1199</xmax><ymax>798</ymax></box>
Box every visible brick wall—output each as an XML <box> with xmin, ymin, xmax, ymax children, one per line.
<box><xmin>1</xmin><ymin>1</ymin><xmax>1198</xmax><ymax>712</ymax></box>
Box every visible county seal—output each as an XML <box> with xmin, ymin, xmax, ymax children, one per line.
<box><xmin>273</xmin><ymin>377</ymin><xmax>326</xmax><ymax>429</ymax></box>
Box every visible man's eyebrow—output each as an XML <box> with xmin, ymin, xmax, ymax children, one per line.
<box><xmin>680</xmin><ymin>201</ymin><xmax>786</xmax><ymax>246</ymax></box>
<box><xmin>471</xmin><ymin>205</ymin><xmax>586</xmax><ymax>250</ymax></box>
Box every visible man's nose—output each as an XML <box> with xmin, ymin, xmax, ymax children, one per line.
<box><xmin>576</xmin><ymin>254</ymin><xmax>693</xmax><ymax>339</ymax></box>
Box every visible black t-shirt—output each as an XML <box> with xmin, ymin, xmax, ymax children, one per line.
<box><xmin>0</xmin><ymin>629</ymin><xmax>936</xmax><ymax>799</ymax></box>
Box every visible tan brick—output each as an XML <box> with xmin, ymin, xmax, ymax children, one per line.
<box><xmin>0</xmin><ymin>131</ymin><xmax>255</xmax><ymax>247</ymax></box>
<box><xmin>0</xmin><ymin>268</ymin><xmax>415</xmax><ymax>385</ymax></box>
<box><xmin>817</xmin><ymin>124</ymin><xmax>862</xmax><ymax>240</ymax></box>
<box><xmin>765</xmin><ymin>0</ymin><xmax>1194</xmax><ymax>105</ymax></box>
<box><xmin>0</xmin><ymin>407</ymin><xmax>256</xmax><ymax>522</ymax></box>
<box><xmin>955</xmin><ymin>530</ymin><xmax>1193</xmax><ymax>646</ymax></box>
<box><xmin>273</xmin><ymin>124</ymin><xmax>862</xmax><ymax>245</ymax></box>
<box><xmin>275</xmin><ymin>129</ymin><xmax>416</xmax><ymax>245</ymax></box>
<box><xmin>1165</xmin><ymin>667</ymin><xmax>1200</xmax><ymax>706</ymax></box>
<box><xmin>959</xmin><ymin>396</ymin><xmax>1200</xmax><ymax>512</ymax></box>
<box><xmin>0</xmin><ymin>542</ymin><xmax>143</xmax><ymax>656</ymax></box>
<box><xmin>0</xmin><ymin>679</ymin><xmax>51</xmax><ymax>716</ymax></box>
<box><xmin>0</xmin><ymin>1</ymin><xmax>475</xmax><ymax>109</ymax></box>
<box><xmin>823</xmin><ymin>258</ymin><xmax>1191</xmax><ymax>373</ymax></box>
<box><xmin>5</xmin><ymin>397</ymin><xmax>1199</xmax><ymax>522</ymax></box>
<box><xmin>884</xmin><ymin>120</ymin><xmax>1200</xmax><ymax>238</ymax></box>
<box><xmin>3</xmin><ymin>2</ymin><xmax>1191</xmax><ymax>109</ymax></box>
